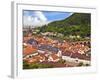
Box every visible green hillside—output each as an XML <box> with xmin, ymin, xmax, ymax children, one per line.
<box><xmin>36</xmin><ymin>13</ymin><xmax>91</xmax><ymax>41</ymax></box>
<box><xmin>49</xmin><ymin>13</ymin><xmax>91</xmax><ymax>26</ymax></box>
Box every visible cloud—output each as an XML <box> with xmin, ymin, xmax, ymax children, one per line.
<box><xmin>23</xmin><ymin>11</ymin><xmax>49</xmax><ymax>28</ymax></box>
<box><xmin>34</xmin><ymin>11</ymin><xmax>47</xmax><ymax>22</ymax></box>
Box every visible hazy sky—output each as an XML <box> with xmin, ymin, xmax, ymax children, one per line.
<box><xmin>23</xmin><ymin>10</ymin><xmax>73</xmax><ymax>27</ymax></box>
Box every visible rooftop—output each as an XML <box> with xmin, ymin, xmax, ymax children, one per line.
<box><xmin>38</xmin><ymin>44</ymin><xmax>59</xmax><ymax>53</ymax></box>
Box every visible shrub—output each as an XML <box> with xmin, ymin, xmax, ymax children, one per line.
<box><xmin>78</xmin><ymin>62</ymin><xmax>84</xmax><ymax>66</ymax></box>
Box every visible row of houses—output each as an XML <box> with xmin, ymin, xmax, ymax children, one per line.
<box><xmin>23</xmin><ymin>43</ymin><xmax>62</xmax><ymax>63</ymax></box>
<box><xmin>23</xmin><ymin>33</ymin><xmax>91</xmax><ymax>66</ymax></box>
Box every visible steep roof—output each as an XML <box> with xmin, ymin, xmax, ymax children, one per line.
<box><xmin>50</xmin><ymin>54</ymin><xmax>59</xmax><ymax>60</ymax></box>
<box><xmin>23</xmin><ymin>45</ymin><xmax>37</xmax><ymax>55</ymax></box>
<box><xmin>27</xmin><ymin>39</ymin><xmax>38</xmax><ymax>45</ymax></box>
<box><xmin>38</xmin><ymin>45</ymin><xmax>59</xmax><ymax>53</ymax></box>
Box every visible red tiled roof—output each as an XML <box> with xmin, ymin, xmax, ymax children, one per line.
<box><xmin>23</xmin><ymin>44</ymin><xmax>37</xmax><ymax>55</ymax></box>
<box><xmin>50</xmin><ymin>54</ymin><xmax>59</xmax><ymax>60</ymax></box>
<box><xmin>71</xmin><ymin>53</ymin><xmax>90</xmax><ymax>60</ymax></box>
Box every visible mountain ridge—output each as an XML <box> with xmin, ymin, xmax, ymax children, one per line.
<box><xmin>36</xmin><ymin>13</ymin><xmax>91</xmax><ymax>38</ymax></box>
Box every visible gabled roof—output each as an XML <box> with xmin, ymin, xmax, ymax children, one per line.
<box><xmin>50</xmin><ymin>54</ymin><xmax>59</xmax><ymax>60</ymax></box>
<box><xmin>23</xmin><ymin>45</ymin><xmax>37</xmax><ymax>55</ymax></box>
<box><xmin>27</xmin><ymin>39</ymin><xmax>38</xmax><ymax>45</ymax></box>
<box><xmin>71</xmin><ymin>53</ymin><xmax>90</xmax><ymax>60</ymax></box>
<box><xmin>62</xmin><ymin>51</ymin><xmax>90</xmax><ymax>60</ymax></box>
<box><xmin>38</xmin><ymin>45</ymin><xmax>59</xmax><ymax>53</ymax></box>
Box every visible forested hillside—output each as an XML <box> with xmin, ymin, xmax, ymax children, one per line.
<box><xmin>35</xmin><ymin>13</ymin><xmax>91</xmax><ymax>39</ymax></box>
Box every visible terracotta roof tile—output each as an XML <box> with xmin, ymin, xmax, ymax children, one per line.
<box><xmin>23</xmin><ymin>45</ymin><xmax>37</xmax><ymax>55</ymax></box>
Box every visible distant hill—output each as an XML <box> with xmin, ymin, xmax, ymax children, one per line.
<box><xmin>47</xmin><ymin>13</ymin><xmax>90</xmax><ymax>27</ymax></box>
<box><xmin>37</xmin><ymin>13</ymin><xmax>91</xmax><ymax>38</ymax></box>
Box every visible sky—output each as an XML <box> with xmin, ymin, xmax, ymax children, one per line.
<box><xmin>23</xmin><ymin>10</ymin><xmax>73</xmax><ymax>27</ymax></box>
